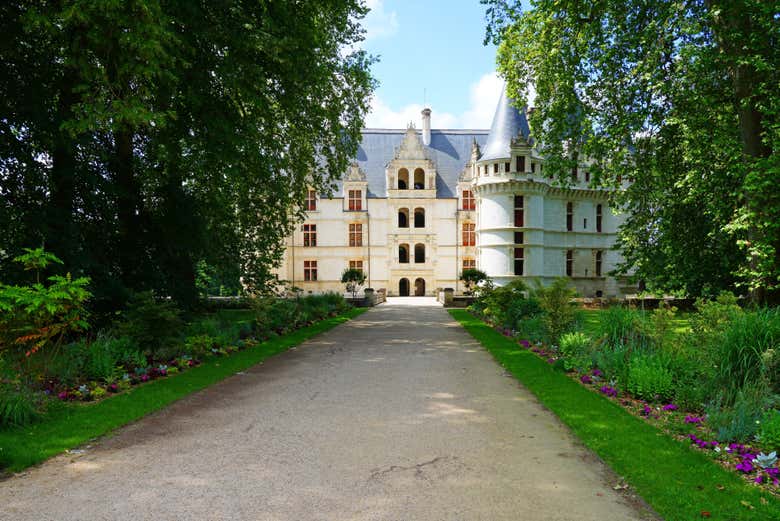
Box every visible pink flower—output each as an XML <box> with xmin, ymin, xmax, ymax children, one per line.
<box><xmin>57</xmin><ymin>391</ymin><xmax>68</xmax><ymax>400</ymax></box>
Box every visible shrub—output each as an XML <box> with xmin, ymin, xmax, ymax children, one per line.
<box><xmin>516</xmin><ymin>316</ymin><xmax>547</xmax><ymax>343</ymax></box>
<box><xmin>460</xmin><ymin>269</ymin><xmax>488</xmax><ymax>295</ymax></box>
<box><xmin>649</xmin><ymin>304</ymin><xmax>678</xmax><ymax>349</ymax></box>
<box><xmin>593</xmin><ymin>342</ymin><xmax>631</xmax><ymax>386</ymax></box>
<box><xmin>758</xmin><ymin>410</ymin><xmax>780</xmax><ymax>451</ymax></box>
<box><xmin>627</xmin><ymin>353</ymin><xmax>674</xmax><ymax>402</ymax></box>
<box><xmin>597</xmin><ymin>306</ymin><xmax>652</xmax><ymax>350</ymax></box>
<box><xmin>559</xmin><ymin>332</ymin><xmax>593</xmax><ymax>372</ymax></box>
<box><xmin>706</xmin><ymin>386</ymin><xmax>769</xmax><ymax>442</ymax></box>
<box><xmin>535</xmin><ymin>278</ymin><xmax>578</xmax><ymax>343</ymax></box>
<box><xmin>116</xmin><ymin>291</ymin><xmax>184</xmax><ymax>358</ymax></box>
<box><xmin>0</xmin><ymin>383</ymin><xmax>43</xmax><ymax>428</ymax></box>
<box><xmin>184</xmin><ymin>334</ymin><xmax>216</xmax><ymax>358</ymax></box>
<box><xmin>85</xmin><ymin>335</ymin><xmax>144</xmax><ymax>382</ymax></box>
<box><xmin>480</xmin><ymin>279</ymin><xmax>530</xmax><ymax>328</ymax></box>
<box><xmin>711</xmin><ymin>308</ymin><xmax>780</xmax><ymax>406</ymax></box>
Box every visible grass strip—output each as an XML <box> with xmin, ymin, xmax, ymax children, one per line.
<box><xmin>0</xmin><ymin>307</ymin><xmax>366</xmax><ymax>473</ymax></box>
<box><xmin>449</xmin><ymin>309</ymin><xmax>779</xmax><ymax>521</ymax></box>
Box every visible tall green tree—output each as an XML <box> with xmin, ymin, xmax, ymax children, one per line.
<box><xmin>1</xmin><ymin>1</ymin><xmax>375</xmax><ymax>309</ymax></box>
<box><xmin>484</xmin><ymin>0</ymin><xmax>779</xmax><ymax>300</ymax></box>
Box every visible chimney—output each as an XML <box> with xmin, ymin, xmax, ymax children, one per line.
<box><xmin>421</xmin><ymin>107</ymin><xmax>431</xmax><ymax>146</ymax></box>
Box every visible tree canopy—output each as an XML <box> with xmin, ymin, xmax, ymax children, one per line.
<box><xmin>0</xmin><ymin>0</ymin><xmax>375</xmax><ymax>309</ymax></box>
<box><xmin>484</xmin><ymin>0</ymin><xmax>778</xmax><ymax>300</ymax></box>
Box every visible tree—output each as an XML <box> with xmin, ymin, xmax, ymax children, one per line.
<box><xmin>341</xmin><ymin>268</ymin><xmax>367</xmax><ymax>299</ymax></box>
<box><xmin>484</xmin><ymin>0</ymin><xmax>779</xmax><ymax>302</ymax></box>
<box><xmin>460</xmin><ymin>268</ymin><xmax>488</xmax><ymax>295</ymax></box>
<box><xmin>0</xmin><ymin>1</ymin><xmax>375</xmax><ymax>310</ymax></box>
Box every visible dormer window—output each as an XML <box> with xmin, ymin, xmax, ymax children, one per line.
<box><xmin>516</xmin><ymin>156</ymin><xmax>525</xmax><ymax>173</ymax></box>
<box><xmin>348</xmin><ymin>190</ymin><xmax>362</xmax><ymax>211</ymax></box>
<box><xmin>305</xmin><ymin>189</ymin><xmax>317</xmax><ymax>211</ymax></box>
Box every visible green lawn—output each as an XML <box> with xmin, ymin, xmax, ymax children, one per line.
<box><xmin>450</xmin><ymin>309</ymin><xmax>778</xmax><ymax>521</ymax></box>
<box><xmin>0</xmin><ymin>307</ymin><xmax>365</xmax><ymax>473</ymax></box>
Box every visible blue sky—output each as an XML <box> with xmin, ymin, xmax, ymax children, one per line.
<box><xmin>360</xmin><ymin>0</ymin><xmax>503</xmax><ymax>129</ymax></box>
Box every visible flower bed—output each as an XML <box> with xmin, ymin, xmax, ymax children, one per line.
<box><xmin>503</xmin><ymin>327</ymin><xmax>780</xmax><ymax>494</ymax></box>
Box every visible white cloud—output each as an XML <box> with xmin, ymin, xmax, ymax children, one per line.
<box><xmin>363</xmin><ymin>0</ymin><xmax>398</xmax><ymax>41</ymax></box>
<box><xmin>366</xmin><ymin>71</ymin><xmax>511</xmax><ymax>129</ymax></box>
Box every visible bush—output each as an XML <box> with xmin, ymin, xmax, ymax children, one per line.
<box><xmin>627</xmin><ymin>353</ymin><xmax>674</xmax><ymax>402</ymax></box>
<box><xmin>536</xmin><ymin>278</ymin><xmax>578</xmax><ymax>344</ymax></box>
<box><xmin>706</xmin><ymin>386</ymin><xmax>770</xmax><ymax>442</ymax></box>
<box><xmin>758</xmin><ymin>410</ymin><xmax>780</xmax><ymax>451</ymax></box>
<box><xmin>593</xmin><ymin>342</ymin><xmax>632</xmax><ymax>386</ymax></box>
<box><xmin>559</xmin><ymin>332</ymin><xmax>593</xmax><ymax>372</ymax></box>
<box><xmin>516</xmin><ymin>316</ymin><xmax>547</xmax><ymax>343</ymax></box>
<box><xmin>85</xmin><ymin>335</ymin><xmax>144</xmax><ymax>382</ymax></box>
<box><xmin>184</xmin><ymin>334</ymin><xmax>216</xmax><ymax>358</ymax></box>
<box><xmin>116</xmin><ymin>291</ymin><xmax>184</xmax><ymax>358</ymax></box>
<box><xmin>0</xmin><ymin>383</ymin><xmax>43</xmax><ymax>428</ymax></box>
<box><xmin>597</xmin><ymin>306</ymin><xmax>653</xmax><ymax>350</ymax></box>
<box><xmin>711</xmin><ymin>308</ymin><xmax>780</xmax><ymax>406</ymax></box>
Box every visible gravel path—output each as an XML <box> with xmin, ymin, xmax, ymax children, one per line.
<box><xmin>0</xmin><ymin>299</ymin><xmax>656</xmax><ymax>520</ymax></box>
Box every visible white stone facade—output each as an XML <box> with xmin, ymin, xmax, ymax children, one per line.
<box><xmin>275</xmin><ymin>87</ymin><xmax>634</xmax><ymax>297</ymax></box>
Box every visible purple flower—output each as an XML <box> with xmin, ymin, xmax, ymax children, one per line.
<box><xmin>592</xmin><ymin>369</ymin><xmax>603</xmax><ymax>378</ymax></box>
<box><xmin>57</xmin><ymin>391</ymin><xmax>68</xmax><ymax>400</ymax></box>
<box><xmin>684</xmin><ymin>415</ymin><xmax>703</xmax><ymax>424</ymax></box>
<box><xmin>600</xmin><ymin>386</ymin><xmax>618</xmax><ymax>397</ymax></box>
<box><xmin>519</xmin><ymin>340</ymin><xmax>530</xmax><ymax>348</ymax></box>
<box><xmin>755</xmin><ymin>475</ymin><xmax>764</xmax><ymax>484</ymax></box>
<box><xmin>766</xmin><ymin>468</ymin><xmax>779</xmax><ymax>477</ymax></box>
<box><xmin>736</xmin><ymin>461</ymin><xmax>754</xmax><ymax>473</ymax></box>
<box><xmin>546</xmin><ymin>357</ymin><xmax>555</xmax><ymax>364</ymax></box>
<box><xmin>641</xmin><ymin>405</ymin><xmax>652</xmax><ymax>416</ymax></box>
<box><xmin>580</xmin><ymin>375</ymin><xmax>593</xmax><ymax>385</ymax></box>
<box><xmin>662</xmin><ymin>404</ymin><xmax>678</xmax><ymax>411</ymax></box>
<box><xmin>140</xmin><ymin>374</ymin><xmax>150</xmax><ymax>382</ymax></box>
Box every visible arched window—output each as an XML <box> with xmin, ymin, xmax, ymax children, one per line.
<box><xmin>413</xmin><ymin>168</ymin><xmax>425</xmax><ymax>189</ymax></box>
<box><xmin>398</xmin><ymin>168</ymin><xmax>409</xmax><ymax>189</ymax></box>
<box><xmin>566</xmin><ymin>202</ymin><xmax>573</xmax><ymax>231</ymax></box>
<box><xmin>414</xmin><ymin>243</ymin><xmax>425</xmax><ymax>263</ymax></box>
<box><xmin>398</xmin><ymin>208</ymin><xmax>409</xmax><ymax>228</ymax></box>
<box><xmin>595</xmin><ymin>251</ymin><xmax>603</xmax><ymax>276</ymax></box>
<box><xmin>399</xmin><ymin>278</ymin><xmax>410</xmax><ymax>296</ymax></box>
<box><xmin>414</xmin><ymin>207</ymin><xmax>425</xmax><ymax>228</ymax></box>
<box><xmin>596</xmin><ymin>204</ymin><xmax>603</xmax><ymax>233</ymax></box>
<box><xmin>399</xmin><ymin>244</ymin><xmax>409</xmax><ymax>264</ymax></box>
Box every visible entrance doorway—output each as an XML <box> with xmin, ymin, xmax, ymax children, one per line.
<box><xmin>414</xmin><ymin>278</ymin><xmax>426</xmax><ymax>296</ymax></box>
<box><xmin>399</xmin><ymin>278</ymin><xmax>410</xmax><ymax>296</ymax></box>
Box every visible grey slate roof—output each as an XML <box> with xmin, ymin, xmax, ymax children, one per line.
<box><xmin>346</xmin><ymin>129</ymin><xmax>488</xmax><ymax>198</ymax></box>
<box><xmin>480</xmin><ymin>85</ymin><xmax>530</xmax><ymax>162</ymax></box>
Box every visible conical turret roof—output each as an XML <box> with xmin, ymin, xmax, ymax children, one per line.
<box><xmin>480</xmin><ymin>84</ymin><xmax>530</xmax><ymax>161</ymax></box>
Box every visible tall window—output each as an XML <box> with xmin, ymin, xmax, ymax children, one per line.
<box><xmin>305</xmin><ymin>190</ymin><xmax>317</xmax><ymax>211</ymax></box>
<box><xmin>349</xmin><ymin>223</ymin><xmax>362</xmax><ymax>247</ymax></box>
<box><xmin>516</xmin><ymin>155</ymin><xmax>525</xmax><ymax>173</ymax></box>
<box><xmin>398</xmin><ymin>208</ymin><xmax>409</xmax><ymax>228</ymax></box>
<box><xmin>566</xmin><ymin>250</ymin><xmax>573</xmax><ymax>276</ymax></box>
<box><xmin>595</xmin><ymin>251</ymin><xmax>603</xmax><ymax>277</ymax></box>
<box><xmin>514</xmin><ymin>248</ymin><xmax>524</xmax><ymax>276</ymax></box>
<box><xmin>399</xmin><ymin>244</ymin><xmax>409</xmax><ymax>263</ymax></box>
<box><xmin>303</xmin><ymin>224</ymin><xmax>316</xmax><ymax>247</ymax></box>
<box><xmin>504</xmin><ymin>162</ymin><xmax>510</xmax><ymax>173</ymax></box>
<box><xmin>304</xmin><ymin>260</ymin><xmax>317</xmax><ymax>281</ymax></box>
<box><xmin>566</xmin><ymin>202</ymin><xmax>573</xmax><ymax>231</ymax></box>
<box><xmin>414</xmin><ymin>243</ymin><xmax>425</xmax><ymax>263</ymax></box>
<box><xmin>348</xmin><ymin>190</ymin><xmax>362</xmax><ymax>211</ymax></box>
<box><xmin>531</xmin><ymin>162</ymin><xmax>536</xmax><ymax>173</ymax></box>
<box><xmin>398</xmin><ymin>168</ymin><xmax>409</xmax><ymax>189</ymax></box>
<box><xmin>349</xmin><ymin>260</ymin><xmax>363</xmax><ymax>273</ymax></box>
<box><xmin>585</xmin><ymin>170</ymin><xmax>590</xmax><ymax>183</ymax></box>
<box><xmin>462</xmin><ymin>222</ymin><xmax>475</xmax><ymax>246</ymax></box>
<box><xmin>414</xmin><ymin>207</ymin><xmax>425</xmax><ymax>228</ymax></box>
<box><xmin>514</xmin><ymin>231</ymin><xmax>524</xmax><ymax>244</ymax></box>
<box><xmin>463</xmin><ymin>258</ymin><xmax>476</xmax><ymax>271</ymax></box>
<box><xmin>571</xmin><ymin>164</ymin><xmax>578</xmax><ymax>181</ymax></box>
<box><xmin>493</xmin><ymin>163</ymin><xmax>499</xmax><ymax>174</ymax></box>
<box><xmin>596</xmin><ymin>204</ymin><xmax>603</xmax><ymax>233</ymax></box>
<box><xmin>514</xmin><ymin>195</ymin><xmax>524</xmax><ymax>227</ymax></box>
<box><xmin>462</xmin><ymin>190</ymin><xmax>475</xmax><ymax>210</ymax></box>
<box><xmin>413</xmin><ymin>168</ymin><xmax>425</xmax><ymax>189</ymax></box>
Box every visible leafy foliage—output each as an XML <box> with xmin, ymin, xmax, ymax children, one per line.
<box><xmin>758</xmin><ymin>410</ymin><xmax>780</xmax><ymax>451</ymax></box>
<box><xmin>460</xmin><ymin>269</ymin><xmax>488</xmax><ymax>294</ymax></box>
<box><xmin>0</xmin><ymin>383</ymin><xmax>43</xmax><ymax>428</ymax></box>
<box><xmin>627</xmin><ymin>353</ymin><xmax>674</xmax><ymax>402</ymax></box>
<box><xmin>115</xmin><ymin>291</ymin><xmax>183</xmax><ymax>359</ymax></box>
<box><xmin>485</xmin><ymin>0</ymin><xmax>779</xmax><ymax>300</ymax></box>
<box><xmin>559</xmin><ymin>332</ymin><xmax>593</xmax><ymax>372</ymax></box>
<box><xmin>341</xmin><ymin>268</ymin><xmax>367</xmax><ymax>299</ymax></box>
<box><xmin>535</xmin><ymin>278</ymin><xmax>578</xmax><ymax>344</ymax></box>
<box><xmin>0</xmin><ymin>1</ymin><xmax>375</xmax><ymax>309</ymax></box>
